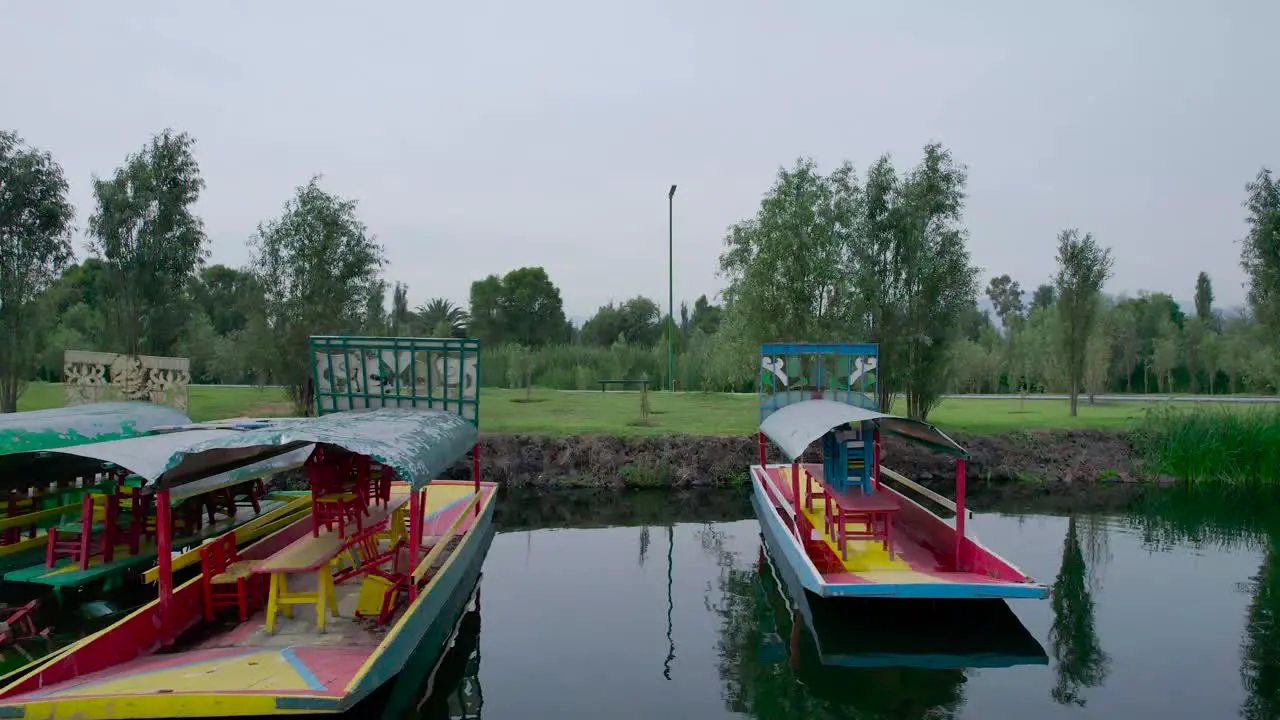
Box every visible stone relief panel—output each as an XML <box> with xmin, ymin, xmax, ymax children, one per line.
<box><xmin>63</xmin><ymin>351</ymin><xmax>191</xmax><ymax>411</ymax></box>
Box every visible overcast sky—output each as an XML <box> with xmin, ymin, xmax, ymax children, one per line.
<box><xmin>4</xmin><ymin>1</ymin><xmax>1277</xmax><ymax>319</ymax></box>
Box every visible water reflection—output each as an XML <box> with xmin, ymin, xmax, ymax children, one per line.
<box><xmin>395</xmin><ymin>485</ymin><xmax>1280</xmax><ymax>719</ymax></box>
<box><xmin>1048</xmin><ymin>517</ymin><xmax>1110</xmax><ymax>706</ymax></box>
<box><xmin>708</xmin><ymin>532</ymin><xmax>1047</xmax><ymax>718</ymax></box>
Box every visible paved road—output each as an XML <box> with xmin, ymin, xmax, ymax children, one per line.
<box><xmin>209</xmin><ymin>385</ymin><xmax>1280</xmax><ymax>403</ymax></box>
<box><xmin>939</xmin><ymin>393</ymin><xmax>1280</xmax><ymax>403</ymax></box>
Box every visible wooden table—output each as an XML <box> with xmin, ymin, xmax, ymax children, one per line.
<box><xmin>824</xmin><ymin>484</ymin><xmax>901</xmax><ymax>561</ymax></box>
<box><xmin>253</xmin><ymin>493</ymin><xmax>408</xmax><ymax>633</ymax></box>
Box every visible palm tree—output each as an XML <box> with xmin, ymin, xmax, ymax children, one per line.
<box><xmin>416</xmin><ymin>298</ymin><xmax>471</xmax><ymax>338</ymax></box>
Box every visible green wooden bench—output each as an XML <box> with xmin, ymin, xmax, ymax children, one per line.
<box><xmin>598</xmin><ymin>379</ymin><xmax>653</xmax><ymax>392</ymax></box>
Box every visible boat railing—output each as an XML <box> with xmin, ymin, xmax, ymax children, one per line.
<box><xmin>411</xmin><ymin>491</ymin><xmax>482</xmax><ymax>586</ymax></box>
<box><xmin>878</xmin><ymin>466</ymin><xmax>969</xmax><ymax>518</ymax></box>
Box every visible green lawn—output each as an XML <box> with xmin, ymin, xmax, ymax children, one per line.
<box><xmin>15</xmin><ymin>382</ymin><xmax>1201</xmax><ymax>436</ymax></box>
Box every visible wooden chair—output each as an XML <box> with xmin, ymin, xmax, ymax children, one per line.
<box><xmin>0</xmin><ymin>600</ymin><xmax>43</xmax><ymax>647</ymax></box>
<box><xmin>2</xmin><ymin>492</ymin><xmax>36</xmax><ymax>545</ymax></box>
<box><xmin>199</xmin><ymin>533</ymin><xmax>263</xmax><ymax>622</ymax></box>
<box><xmin>46</xmin><ymin>490</ymin><xmax>126</xmax><ymax>569</ymax></box>
<box><xmin>309</xmin><ymin>455</ymin><xmax>367</xmax><ymax>539</ymax></box>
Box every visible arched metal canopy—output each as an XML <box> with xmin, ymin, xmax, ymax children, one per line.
<box><xmin>758</xmin><ymin>399</ymin><xmax>968</xmax><ymax>461</ymax></box>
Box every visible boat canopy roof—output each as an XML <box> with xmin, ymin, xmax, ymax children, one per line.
<box><xmin>758</xmin><ymin>399</ymin><xmax>968</xmax><ymax>460</ymax></box>
<box><xmin>157</xmin><ymin>408</ymin><xmax>478</xmax><ymax>491</ymax></box>
<box><xmin>0</xmin><ymin>426</ymin><xmax>313</xmax><ymax>501</ymax></box>
<box><xmin>0</xmin><ymin>402</ymin><xmax>192</xmax><ymax>456</ymax></box>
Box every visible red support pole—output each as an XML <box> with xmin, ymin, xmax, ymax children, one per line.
<box><xmin>872</xmin><ymin>429</ymin><xmax>881</xmax><ymax>490</ymax></box>
<box><xmin>790</xmin><ymin>461</ymin><xmax>802</xmax><ymax>540</ymax></box>
<box><xmin>408</xmin><ymin>486</ymin><xmax>422</xmax><ymax>601</ymax></box>
<box><xmin>472</xmin><ymin>442</ymin><xmax>481</xmax><ymax>494</ymax></box>
<box><xmin>157</xmin><ymin>489</ymin><xmax>173</xmax><ymax>614</ymax></box>
<box><xmin>758</xmin><ymin>432</ymin><xmax>767</xmax><ymax>467</ymax></box>
<box><xmin>954</xmin><ymin>457</ymin><xmax>967</xmax><ymax>571</ymax></box>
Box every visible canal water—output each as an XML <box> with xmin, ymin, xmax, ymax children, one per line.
<box><xmin>386</xmin><ymin>486</ymin><xmax>1280</xmax><ymax>720</ymax></box>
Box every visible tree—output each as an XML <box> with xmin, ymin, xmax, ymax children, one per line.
<box><xmin>1184</xmin><ymin>315</ymin><xmax>1208</xmax><ymax>393</ymax></box>
<box><xmin>391</xmin><ymin>282</ymin><xmax>410</xmax><ymax>336</ymax></box>
<box><xmin>986</xmin><ymin>274</ymin><xmax>1024</xmax><ymax>324</ymax></box>
<box><xmin>466</xmin><ymin>267</ymin><xmax>568</xmax><ymax>347</ymax></box>
<box><xmin>88</xmin><ymin>129</ymin><xmax>207</xmax><ymax>356</ymax></box>
<box><xmin>249</xmin><ymin>175</ymin><xmax>385</xmax><ymax>413</ymax></box>
<box><xmin>1152</xmin><ymin>319</ymin><xmax>1180</xmax><ymax>393</ymax></box>
<box><xmin>1194</xmin><ymin>271</ymin><xmax>1215</xmax><ymax>325</ymax></box>
<box><xmin>1111</xmin><ymin>300</ymin><xmax>1140</xmax><ymax>393</ymax></box>
<box><xmin>1200</xmin><ymin>327</ymin><xmax>1222</xmax><ymax>394</ymax></box>
<box><xmin>719</xmin><ymin>157</ymin><xmax>852</xmax><ymax>347</ymax></box>
<box><xmin>190</xmin><ymin>264</ymin><xmax>263</xmax><ymax>337</ymax></box>
<box><xmin>1082</xmin><ymin>301</ymin><xmax>1113</xmax><ymax>404</ymax></box>
<box><xmin>689</xmin><ymin>294</ymin><xmax>723</xmax><ymax>336</ymax></box>
<box><xmin>1055</xmin><ymin>229</ymin><xmax>1114</xmax><ymax>416</ymax></box>
<box><xmin>0</xmin><ymin>131</ymin><xmax>75</xmax><ymax>411</ymax></box>
<box><xmin>1032</xmin><ymin>283</ymin><xmax>1057</xmax><ymax>310</ymax></box>
<box><xmin>848</xmin><ymin>144</ymin><xmax>979</xmax><ymax>418</ymax></box>
<box><xmin>416</xmin><ymin>297</ymin><xmax>469</xmax><ymax>338</ymax></box>
<box><xmin>1241</xmin><ymin>169</ymin><xmax>1280</xmax><ymax>332</ymax></box>
<box><xmin>581</xmin><ymin>296</ymin><xmax>661</xmax><ymax>347</ymax></box>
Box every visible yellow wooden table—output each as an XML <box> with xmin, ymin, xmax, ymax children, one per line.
<box><xmin>253</xmin><ymin>494</ymin><xmax>408</xmax><ymax>633</ymax></box>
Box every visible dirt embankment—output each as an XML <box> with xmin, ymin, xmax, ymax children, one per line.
<box><xmin>442</xmin><ymin>429</ymin><xmax>1148</xmax><ymax>506</ymax></box>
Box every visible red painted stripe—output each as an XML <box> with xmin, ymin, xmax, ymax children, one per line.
<box><xmin>289</xmin><ymin>647</ymin><xmax>366</xmax><ymax>689</ymax></box>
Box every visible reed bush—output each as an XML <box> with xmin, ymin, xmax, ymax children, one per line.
<box><xmin>1130</xmin><ymin>404</ymin><xmax>1280</xmax><ymax>483</ymax></box>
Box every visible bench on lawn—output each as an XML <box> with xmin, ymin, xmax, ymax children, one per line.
<box><xmin>598</xmin><ymin>379</ymin><xmax>653</xmax><ymax>392</ymax></box>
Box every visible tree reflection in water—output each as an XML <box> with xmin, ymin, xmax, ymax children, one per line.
<box><xmin>1240</xmin><ymin>537</ymin><xmax>1280</xmax><ymax>720</ymax></box>
<box><xmin>1048</xmin><ymin>516</ymin><xmax>1110</xmax><ymax>706</ymax></box>
<box><xmin>703</xmin><ymin>526</ymin><xmax>968</xmax><ymax>719</ymax></box>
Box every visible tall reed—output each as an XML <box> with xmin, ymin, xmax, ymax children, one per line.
<box><xmin>1130</xmin><ymin>404</ymin><xmax>1280</xmax><ymax>484</ymax></box>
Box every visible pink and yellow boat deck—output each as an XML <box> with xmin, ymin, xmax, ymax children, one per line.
<box><xmin>0</xmin><ymin>480</ymin><xmax>497</xmax><ymax>719</ymax></box>
<box><xmin>752</xmin><ymin>464</ymin><xmax>1048</xmax><ymax>599</ymax></box>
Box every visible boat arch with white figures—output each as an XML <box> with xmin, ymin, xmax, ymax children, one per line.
<box><xmin>752</xmin><ymin>342</ymin><xmax>1049</xmax><ymax>600</ymax></box>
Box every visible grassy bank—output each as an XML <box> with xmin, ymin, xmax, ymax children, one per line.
<box><xmin>14</xmin><ymin>381</ymin><xmax>1207</xmax><ymax>435</ymax></box>
<box><xmin>1131</xmin><ymin>405</ymin><xmax>1280</xmax><ymax>483</ymax></box>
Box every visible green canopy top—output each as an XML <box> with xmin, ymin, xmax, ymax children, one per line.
<box><xmin>0</xmin><ymin>402</ymin><xmax>192</xmax><ymax>457</ymax></box>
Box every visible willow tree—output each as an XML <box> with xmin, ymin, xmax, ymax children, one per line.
<box><xmin>719</xmin><ymin>145</ymin><xmax>978</xmax><ymax>421</ymax></box>
<box><xmin>718</xmin><ymin>157</ymin><xmax>854</xmax><ymax>347</ymax></box>
<box><xmin>849</xmin><ymin>144</ymin><xmax>978</xmax><ymax>419</ymax></box>
<box><xmin>1054</xmin><ymin>229</ymin><xmax>1114</xmax><ymax>416</ymax></box>
<box><xmin>0</xmin><ymin>131</ymin><xmax>75</xmax><ymax>412</ymax></box>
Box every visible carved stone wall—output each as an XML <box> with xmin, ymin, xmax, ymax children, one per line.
<box><xmin>63</xmin><ymin>350</ymin><xmax>191</xmax><ymax>411</ymax></box>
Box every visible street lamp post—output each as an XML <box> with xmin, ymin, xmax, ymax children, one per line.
<box><xmin>667</xmin><ymin>184</ymin><xmax>676</xmax><ymax>392</ymax></box>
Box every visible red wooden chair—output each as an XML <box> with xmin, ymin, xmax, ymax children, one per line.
<box><xmin>0</xmin><ymin>600</ymin><xmax>44</xmax><ymax>647</ymax></box>
<box><xmin>308</xmin><ymin>455</ymin><xmax>367</xmax><ymax>539</ymax></box>
<box><xmin>46</xmin><ymin>492</ymin><xmax>123</xmax><ymax>569</ymax></box>
<box><xmin>199</xmin><ymin>533</ymin><xmax>263</xmax><ymax>622</ymax></box>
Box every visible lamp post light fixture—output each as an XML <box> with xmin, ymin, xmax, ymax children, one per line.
<box><xmin>667</xmin><ymin>184</ymin><xmax>676</xmax><ymax>392</ymax></box>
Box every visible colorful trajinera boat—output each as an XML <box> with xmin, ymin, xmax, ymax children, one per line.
<box><xmin>752</xmin><ymin>342</ymin><xmax>1049</xmax><ymax>600</ymax></box>
<box><xmin>0</xmin><ymin>335</ymin><xmax>496</xmax><ymax>719</ymax></box>
<box><xmin>0</xmin><ymin>403</ymin><xmax>195</xmax><ymax>575</ymax></box>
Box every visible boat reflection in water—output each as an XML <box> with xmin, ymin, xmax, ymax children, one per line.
<box><xmin>720</xmin><ymin>541</ymin><xmax>1047</xmax><ymax>718</ymax></box>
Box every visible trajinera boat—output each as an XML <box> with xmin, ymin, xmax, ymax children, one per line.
<box><xmin>753</xmin><ymin>342</ymin><xmax>1049</xmax><ymax>600</ymax></box>
<box><xmin>0</xmin><ymin>335</ymin><xmax>496</xmax><ymax>719</ymax></box>
<box><xmin>0</xmin><ymin>402</ymin><xmax>195</xmax><ymax>575</ymax></box>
